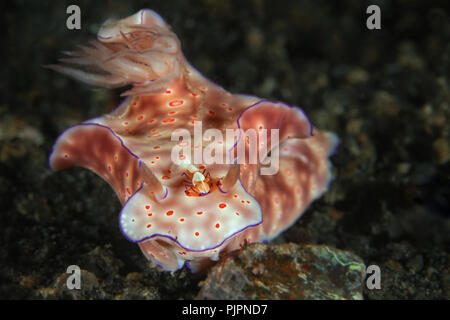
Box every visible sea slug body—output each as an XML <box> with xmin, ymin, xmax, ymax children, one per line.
<box><xmin>48</xmin><ymin>9</ymin><xmax>338</xmax><ymax>272</ymax></box>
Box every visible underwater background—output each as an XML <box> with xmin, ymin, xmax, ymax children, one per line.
<box><xmin>1</xmin><ymin>0</ymin><xmax>449</xmax><ymax>299</ymax></box>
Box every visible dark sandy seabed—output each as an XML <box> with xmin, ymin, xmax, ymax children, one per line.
<box><xmin>1</xmin><ymin>0</ymin><xmax>449</xmax><ymax>299</ymax></box>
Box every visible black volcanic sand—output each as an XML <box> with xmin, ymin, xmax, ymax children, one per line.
<box><xmin>1</xmin><ymin>0</ymin><xmax>449</xmax><ymax>299</ymax></box>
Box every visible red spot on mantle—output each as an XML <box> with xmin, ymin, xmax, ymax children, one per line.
<box><xmin>168</xmin><ymin>100</ymin><xmax>184</xmax><ymax>107</ymax></box>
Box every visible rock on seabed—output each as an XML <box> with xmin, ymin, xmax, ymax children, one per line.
<box><xmin>197</xmin><ymin>243</ymin><xmax>366</xmax><ymax>300</ymax></box>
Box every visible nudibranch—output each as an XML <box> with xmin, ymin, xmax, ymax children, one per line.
<box><xmin>48</xmin><ymin>9</ymin><xmax>338</xmax><ymax>272</ymax></box>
